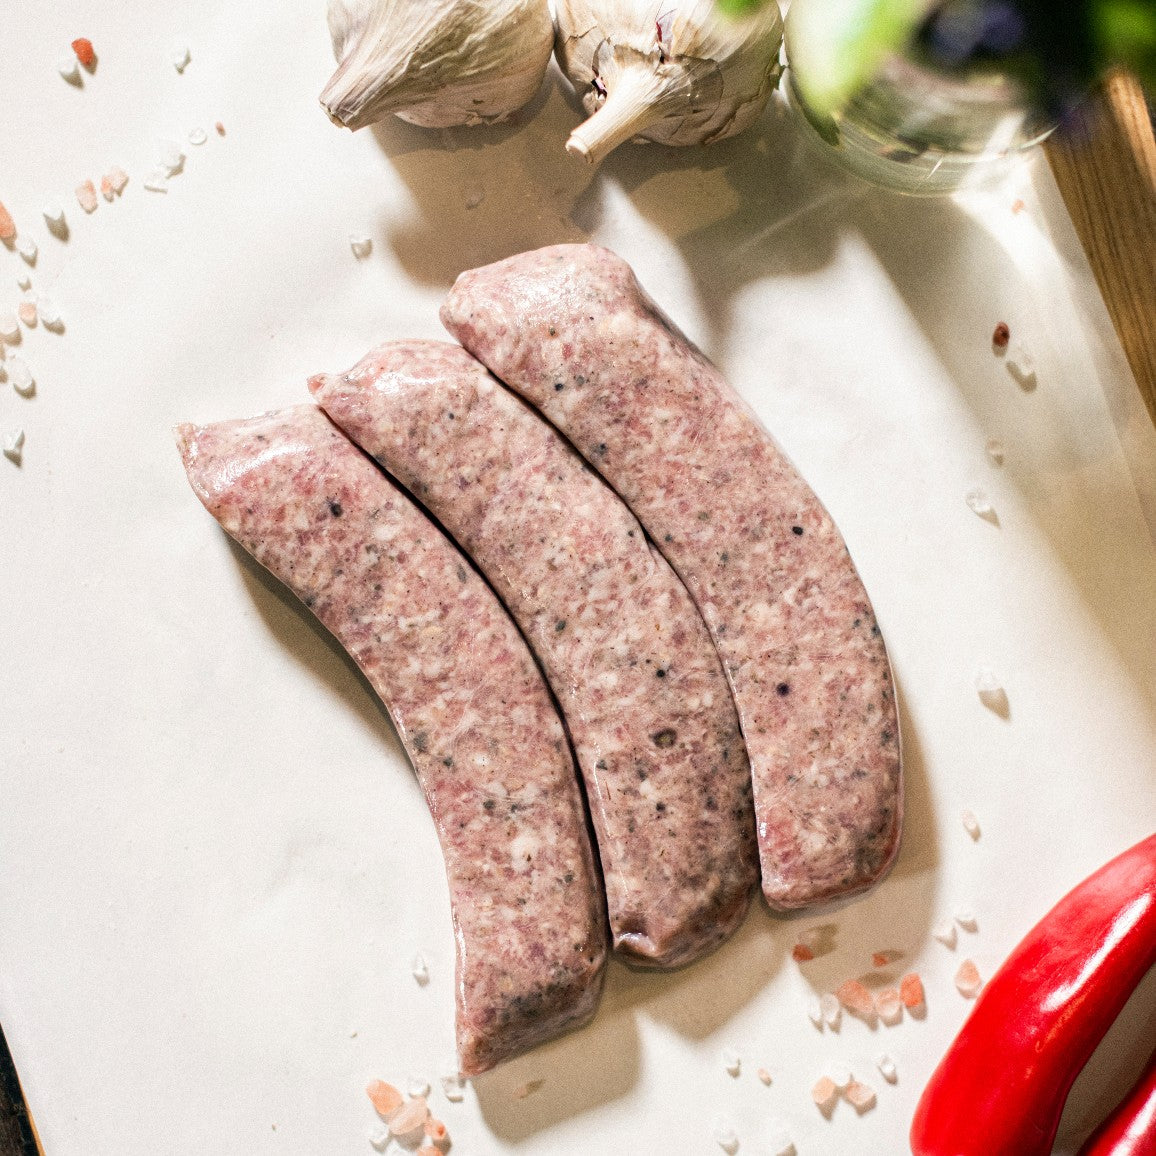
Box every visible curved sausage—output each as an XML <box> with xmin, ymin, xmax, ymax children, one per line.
<box><xmin>441</xmin><ymin>244</ymin><xmax>903</xmax><ymax>910</ymax></box>
<box><xmin>176</xmin><ymin>404</ymin><xmax>607</xmax><ymax>1073</ymax></box>
<box><xmin>311</xmin><ymin>340</ymin><xmax>758</xmax><ymax>968</ymax></box>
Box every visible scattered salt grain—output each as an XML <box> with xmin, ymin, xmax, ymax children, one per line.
<box><xmin>962</xmin><ymin>809</ymin><xmax>981</xmax><ymax>839</ymax></box>
<box><xmin>965</xmin><ymin>487</ymin><xmax>996</xmax><ymax>520</ymax></box>
<box><xmin>424</xmin><ymin>1117</ymin><xmax>449</xmax><ymax>1144</ymax></box>
<box><xmin>900</xmin><ymin>972</ymin><xmax>925</xmax><ymax>1010</ymax></box>
<box><xmin>388</xmin><ymin>1096</ymin><xmax>429</xmax><ymax>1139</ymax></box>
<box><xmin>873</xmin><ymin>949</ymin><xmax>901</xmax><ymax>967</ymax></box>
<box><xmin>876</xmin><ymin>1053</ymin><xmax>898</xmax><ymax>1084</ymax></box>
<box><xmin>1006</xmin><ymin>341</ymin><xmax>1036</xmax><ymax>387</ymax></box>
<box><xmin>846</xmin><ymin>1079</ymin><xmax>877</xmax><ymax>1114</ymax></box>
<box><xmin>58</xmin><ymin>56</ymin><xmax>81</xmax><ymax>83</ymax></box>
<box><xmin>955</xmin><ymin>959</ymin><xmax>982</xmax><ymax>998</ymax></box>
<box><xmin>0</xmin><ymin>314</ymin><xmax>18</xmax><ymax>342</ymax></box>
<box><xmin>954</xmin><ymin>906</ymin><xmax>978</xmax><ymax>932</ymax></box>
<box><xmin>0</xmin><ymin>204</ymin><xmax>13</xmax><ymax>242</ymax></box>
<box><xmin>350</xmin><ymin>235</ymin><xmax>373</xmax><ymax>259</ymax></box>
<box><xmin>143</xmin><ymin>170</ymin><xmax>170</xmax><ymax>193</ymax></box>
<box><xmin>18</xmin><ymin>301</ymin><xmax>37</xmax><ymax>328</ymax></box>
<box><xmin>43</xmin><ymin>200</ymin><xmax>66</xmax><ymax>230</ymax></box>
<box><xmin>820</xmin><ymin>992</ymin><xmax>841</xmax><ymax>1029</ymax></box>
<box><xmin>4</xmin><ymin>429</ymin><xmax>25</xmax><ymax>465</ymax></box>
<box><xmin>826</xmin><ymin>1062</ymin><xmax>852</xmax><ymax>1091</ymax></box>
<box><xmin>836</xmin><ymin>979</ymin><xmax>876</xmax><ymax>1021</ymax></box>
<box><xmin>811</xmin><ymin>1075</ymin><xmax>839</xmax><ymax>1115</ymax></box>
<box><xmin>16</xmin><ymin>272</ymin><xmax>30</xmax><ymax>291</ymax></box>
<box><xmin>807</xmin><ymin>993</ymin><xmax>824</xmax><ymax>1028</ymax></box>
<box><xmin>16</xmin><ymin>236</ymin><xmax>37</xmax><ymax>265</ymax></box>
<box><xmin>411</xmin><ymin>954</ymin><xmax>429</xmax><ymax>985</ymax></box>
<box><xmin>72</xmin><ymin>38</ymin><xmax>96</xmax><ymax>70</ymax></box>
<box><xmin>365</xmin><ymin>1080</ymin><xmax>403</xmax><ymax>1120</ymax></box>
<box><xmin>100</xmin><ymin>176</ymin><xmax>115</xmax><ymax>202</ymax></box>
<box><xmin>766</xmin><ymin>1124</ymin><xmax>795</xmax><ymax>1156</ymax></box>
<box><xmin>107</xmin><ymin>166</ymin><xmax>129</xmax><ymax>195</ymax></box>
<box><xmin>215</xmin><ymin>121</ymin><xmax>226</xmax><ymax>135</ymax></box>
<box><xmin>512</xmin><ymin>1079</ymin><xmax>543</xmax><ymax>1100</ymax></box>
<box><xmin>158</xmin><ymin>140</ymin><xmax>185</xmax><ymax>176</ymax></box>
<box><xmin>792</xmin><ymin>943</ymin><xmax>814</xmax><ymax>962</ymax></box>
<box><xmin>366</xmin><ymin>1122</ymin><xmax>390</xmax><ymax>1151</ymax></box>
<box><xmin>975</xmin><ymin>668</ymin><xmax>1009</xmax><ymax>715</ymax></box>
<box><xmin>440</xmin><ymin>1074</ymin><xmax>465</xmax><ymax>1103</ymax></box>
<box><xmin>992</xmin><ymin>321</ymin><xmax>1010</xmax><ymax>350</ymax></box>
<box><xmin>722</xmin><ymin>1047</ymin><xmax>741</xmax><ymax>1077</ymax></box>
<box><xmin>465</xmin><ymin>188</ymin><xmax>485</xmax><ymax>209</ymax></box>
<box><xmin>712</xmin><ymin>1118</ymin><xmax>739</xmax><ymax>1154</ymax></box>
<box><xmin>38</xmin><ymin>296</ymin><xmax>62</xmax><ymax>329</ymax></box>
<box><xmin>757</xmin><ymin>1067</ymin><xmax>772</xmax><ymax>1086</ymax></box>
<box><xmin>407</xmin><ymin>1077</ymin><xmax>431</xmax><ymax>1099</ymax></box>
<box><xmin>986</xmin><ymin>438</ymin><xmax>1005</xmax><ymax>465</ymax></box>
<box><xmin>933</xmin><ymin>921</ymin><xmax>958</xmax><ymax>949</ymax></box>
<box><xmin>8</xmin><ymin>359</ymin><xmax>32</xmax><ymax>397</ymax></box>
<box><xmin>171</xmin><ymin>45</ymin><xmax>191</xmax><ymax>73</ymax></box>
<box><xmin>189</xmin><ymin>127</ymin><xmax>208</xmax><ymax>146</ymax></box>
<box><xmin>416</xmin><ymin>1147</ymin><xmax>441</xmax><ymax>1156</ymax></box>
<box><xmin>875</xmin><ymin>987</ymin><xmax>903</xmax><ymax>1025</ymax></box>
<box><xmin>76</xmin><ymin>180</ymin><xmax>98</xmax><ymax>214</ymax></box>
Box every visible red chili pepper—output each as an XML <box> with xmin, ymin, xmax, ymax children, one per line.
<box><xmin>911</xmin><ymin>832</ymin><xmax>1156</xmax><ymax>1156</ymax></box>
<box><xmin>1079</xmin><ymin>1045</ymin><xmax>1156</xmax><ymax>1156</ymax></box>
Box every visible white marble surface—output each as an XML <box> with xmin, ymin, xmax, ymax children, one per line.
<box><xmin>2</xmin><ymin>4</ymin><xmax>1155</xmax><ymax>1154</ymax></box>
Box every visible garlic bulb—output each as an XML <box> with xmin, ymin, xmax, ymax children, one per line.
<box><xmin>321</xmin><ymin>0</ymin><xmax>554</xmax><ymax>131</ymax></box>
<box><xmin>555</xmin><ymin>0</ymin><xmax>784</xmax><ymax>164</ymax></box>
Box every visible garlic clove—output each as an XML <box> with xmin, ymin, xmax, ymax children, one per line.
<box><xmin>556</xmin><ymin>0</ymin><xmax>783</xmax><ymax>164</ymax></box>
<box><xmin>321</xmin><ymin>0</ymin><xmax>554</xmax><ymax>131</ymax></box>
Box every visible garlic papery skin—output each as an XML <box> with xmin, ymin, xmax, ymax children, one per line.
<box><xmin>555</xmin><ymin>0</ymin><xmax>784</xmax><ymax>165</ymax></box>
<box><xmin>321</xmin><ymin>0</ymin><xmax>555</xmax><ymax>131</ymax></box>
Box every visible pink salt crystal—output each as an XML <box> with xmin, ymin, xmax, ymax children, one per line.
<box><xmin>17</xmin><ymin>301</ymin><xmax>37</xmax><ymax>328</ymax></box>
<box><xmin>836</xmin><ymin>979</ymin><xmax>876</xmax><ymax>1021</ymax></box>
<box><xmin>875</xmin><ymin>987</ymin><xmax>903</xmax><ymax>1025</ymax></box>
<box><xmin>900</xmin><ymin>972</ymin><xmax>925</xmax><ymax>1010</ymax></box>
<box><xmin>0</xmin><ymin>202</ymin><xmax>15</xmax><ymax>242</ymax></box>
<box><xmin>388</xmin><ymin>1096</ymin><xmax>430</xmax><ymax>1138</ymax></box>
<box><xmin>365</xmin><ymin>1080</ymin><xmax>403</xmax><ymax>1119</ymax></box>
<box><xmin>792</xmin><ymin>943</ymin><xmax>814</xmax><ymax>963</ymax></box>
<box><xmin>955</xmin><ymin>959</ymin><xmax>982</xmax><ymax>998</ymax></box>
<box><xmin>845</xmin><ymin>1080</ymin><xmax>877</xmax><ymax>1114</ymax></box>
<box><xmin>757</xmin><ymin>1067</ymin><xmax>772</xmax><ymax>1086</ymax></box>
<box><xmin>76</xmin><ymin>180</ymin><xmax>98</xmax><ymax>214</ymax></box>
<box><xmin>811</xmin><ymin>1075</ymin><xmax>839</xmax><ymax>1114</ymax></box>
<box><xmin>107</xmin><ymin>166</ymin><xmax>129</xmax><ymax>195</ymax></box>
<box><xmin>100</xmin><ymin>175</ymin><xmax>115</xmax><ymax>202</ymax></box>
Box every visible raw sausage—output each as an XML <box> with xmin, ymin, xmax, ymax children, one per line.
<box><xmin>442</xmin><ymin>244</ymin><xmax>902</xmax><ymax>909</ymax></box>
<box><xmin>176</xmin><ymin>404</ymin><xmax>607</xmax><ymax>1072</ymax></box>
<box><xmin>311</xmin><ymin>340</ymin><xmax>758</xmax><ymax>968</ymax></box>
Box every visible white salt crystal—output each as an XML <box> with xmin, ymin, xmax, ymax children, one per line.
<box><xmin>876</xmin><ymin>1053</ymin><xmax>898</xmax><ymax>1083</ymax></box>
<box><xmin>721</xmin><ymin>1047</ymin><xmax>741</xmax><ymax>1077</ymax></box>
<box><xmin>143</xmin><ymin>170</ymin><xmax>170</xmax><ymax>193</ymax></box>
<box><xmin>58</xmin><ymin>56</ymin><xmax>81</xmax><ymax>83</ymax></box>
<box><xmin>826</xmin><ymin>1062</ymin><xmax>852</xmax><ymax>1091</ymax></box>
<box><xmin>846</xmin><ymin>1079</ymin><xmax>877</xmax><ymax>1114</ymax></box>
<box><xmin>440</xmin><ymin>1074</ymin><xmax>465</xmax><ymax>1103</ymax></box>
<box><xmin>16</xmin><ymin>272</ymin><xmax>31</xmax><ymax>291</ymax></box>
<box><xmin>43</xmin><ymin>200</ymin><xmax>66</xmax><ymax>229</ymax></box>
<box><xmin>986</xmin><ymin>438</ymin><xmax>1005</xmax><ymax>465</ymax></box>
<box><xmin>965</xmin><ymin>487</ymin><xmax>995</xmax><ymax>519</ymax></box>
<box><xmin>189</xmin><ymin>127</ymin><xmax>208</xmax><ymax>145</ymax></box>
<box><xmin>820</xmin><ymin>992</ymin><xmax>841</xmax><ymax>1029</ymax></box>
<box><xmin>954</xmin><ymin>906</ymin><xmax>978</xmax><ymax>932</ymax></box>
<box><xmin>1006</xmin><ymin>341</ymin><xmax>1036</xmax><ymax>386</ymax></box>
<box><xmin>0</xmin><ymin>313</ymin><xmax>19</xmax><ymax>342</ymax></box>
<box><xmin>712</xmin><ymin>1118</ymin><xmax>739</xmax><ymax>1154</ymax></box>
<box><xmin>975</xmin><ymin>668</ymin><xmax>1009</xmax><ymax>715</ymax></box>
<box><xmin>350</xmin><ymin>235</ymin><xmax>373</xmax><ymax>259</ymax></box>
<box><xmin>961</xmin><ymin>809</ymin><xmax>981</xmax><ymax>839</ymax></box>
<box><xmin>158</xmin><ymin>140</ymin><xmax>185</xmax><ymax>176</ymax></box>
<box><xmin>366</xmin><ymin>1122</ymin><xmax>390</xmax><ymax>1151</ymax></box>
<box><xmin>955</xmin><ymin>959</ymin><xmax>983</xmax><ymax>998</ymax></box>
<box><xmin>76</xmin><ymin>181</ymin><xmax>98</xmax><ymax>214</ymax></box>
<box><xmin>411</xmin><ymin>954</ymin><xmax>429</xmax><ymax>985</ymax></box>
<box><xmin>171</xmin><ymin>45</ymin><xmax>191</xmax><ymax>72</ymax></box>
<box><xmin>3</xmin><ymin>429</ymin><xmax>25</xmax><ymax>465</ymax></box>
<box><xmin>933</xmin><ymin>921</ymin><xmax>958</xmax><ymax>949</ymax></box>
<box><xmin>406</xmin><ymin>1077</ymin><xmax>430</xmax><ymax>1099</ymax></box>
<box><xmin>807</xmin><ymin>993</ymin><xmax>824</xmax><ymax>1028</ymax></box>
<box><xmin>107</xmin><ymin>166</ymin><xmax>129</xmax><ymax>195</ymax></box>
<box><xmin>16</xmin><ymin>236</ymin><xmax>37</xmax><ymax>264</ymax></box>
<box><xmin>9</xmin><ymin>357</ymin><xmax>33</xmax><ymax>396</ymax></box>
<box><xmin>38</xmin><ymin>296</ymin><xmax>62</xmax><ymax>329</ymax></box>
